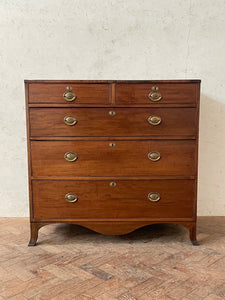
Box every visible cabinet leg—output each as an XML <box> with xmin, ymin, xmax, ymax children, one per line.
<box><xmin>28</xmin><ymin>222</ymin><xmax>39</xmax><ymax>246</ymax></box>
<box><xmin>189</xmin><ymin>223</ymin><xmax>199</xmax><ymax>246</ymax></box>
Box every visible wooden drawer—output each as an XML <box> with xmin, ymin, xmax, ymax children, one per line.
<box><xmin>116</xmin><ymin>83</ymin><xmax>197</xmax><ymax>105</ymax></box>
<box><xmin>32</xmin><ymin>179</ymin><xmax>194</xmax><ymax>219</ymax></box>
<box><xmin>31</xmin><ymin>140</ymin><xmax>196</xmax><ymax>176</ymax></box>
<box><xmin>28</xmin><ymin>83</ymin><xmax>110</xmax><ymax>104</ymax></box>
<box><xmin>30</xmin><ymin>107</ymin><xmax>197</xmax><ymax>137</ymax></box>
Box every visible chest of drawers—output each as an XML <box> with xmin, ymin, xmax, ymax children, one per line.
<box><xmin>25</xmin><ymin>80</ymin><xmax>200</xmax><ymax>246</ymax></box>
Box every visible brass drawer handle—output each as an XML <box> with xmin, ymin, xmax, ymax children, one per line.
<box><xmin>110</xmin><ymin>182</ymin><xmax>117</xmax><ymax>187</ymax></box>
<box><xmin>148</xmin><ymin>86</ymin><xmax>162</xmax><ymax>102</ymax></box>
<box><xmin>64</xmin><ymin>152</ymin><xmax>78</xmax><ymax>162</ymax></box>
<box><xmin>64</xmin><ymin>116</ymin><xmax>77</xmax><ymax>126</ymax></box>
<box><xmin>63</xmin><ymin>86</ymin><xmax>77</xmax><ymax>102</ymax></box>
<box><xmin>148</xmin><ymin>151</ymin><xmax>161</xmax><ymax>161</ymax></box>
<box><xmin>65</xmin><ymin>193</ymin><xmax>78</xmax><ymax>203</ymax></box>
<box><xmin>148</xmin><ymin>115</ymin><xmax>161</xmax><ymax>126</ymax></box>
<box><xmin>148</xmin><ymin>192</ymin><xmax>161</xmax><ymax>202</ymax></box>
<box><xmin>109</xmin><ymin>111</ymin><xmax>116</xmax><ymax>116</ymax></box>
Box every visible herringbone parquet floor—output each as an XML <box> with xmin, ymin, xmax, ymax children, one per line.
<box><xmin>0</xmin><ymin>217</ymin><xmax>224</xmax><ymax>300</ymax></box>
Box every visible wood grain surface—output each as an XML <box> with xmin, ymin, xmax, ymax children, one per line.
<box><xmin>116</xmin><ymin>83</ymin><xmax>197</xmax><ymax>104</ymax></box>
<box><xmin>30</xmin><ymin>107</ymin><xmax>197</xmax><ymax>137</ymax></box>
<box><xmin>29</xmin><ymin>83</ymin><xmax>110</xmax><ymax>104</ymax></box>
<box><xmin>32</xmin><ymin>179</ymin><xmax>194</xmax><ymax>219</ymax></box>
<box><xmin>30</xmin><ymin>140</ymin><xmax>196</xmax><ymax>177</ymax></box>
<box><xmin>25</xmin><ymin>80</ymin><xmax>200</xmax><ymax>245</ymax></box>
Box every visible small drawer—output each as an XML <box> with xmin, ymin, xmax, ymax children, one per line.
<box><xmin>31</xmin><ymin>140</ymin><xmax>196</xmax><ymax>177</ymax></box>
<box><xmin>29</xmin><ymin>107</ymin><xmax>197</xmax><ymax>137</ymax></box>
<box><xmin>28</xmin><ymin>83</ymin><xmax>110</xmax><ymax>104</ymax></box>
<box><xmin>32</xmin><ymin>179</ymin><xmax>194</xmax><ymax>219</ymax></box>
<box><xmin>116</xmin><ymin>83</ymin><xmax>197</xmax><ymax>105</ymax></box>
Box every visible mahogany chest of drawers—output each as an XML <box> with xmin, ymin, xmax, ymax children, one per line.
<box><xmin>25</xmin><ymin>80</ymin><xmax>201</xmax><ymax>246</ymax></box>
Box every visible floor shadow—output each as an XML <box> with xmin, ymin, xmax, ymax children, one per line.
<box><xmin>38</xmin><ymin>222</ymin><xmax>188</xmax><ymax>246</ymax></box>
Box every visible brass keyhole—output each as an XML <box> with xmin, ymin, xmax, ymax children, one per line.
<box><xmin>109</xmin><ymin>143</ymin><xmax>116</xmax><ymax>147</ymax></box>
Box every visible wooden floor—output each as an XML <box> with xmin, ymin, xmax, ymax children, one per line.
<box><xmin>0</xmin><ymin>217</ymin><xmax>224</xmax><ymax>300</ymax></box>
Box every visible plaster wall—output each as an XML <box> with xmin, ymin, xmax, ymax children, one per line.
<box><xmin>0</xmin><ymin>0</ymin><xmax>224</xmax><ymax>216</ymax></box>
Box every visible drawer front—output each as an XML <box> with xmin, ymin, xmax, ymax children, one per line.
<box><xmin>116</xmin><ymin>83</ymin><xmax>197</xmax><ymax>105</ymax></box>
<box><xmin>28</xmin><ymin>83</ymin><xmax>110</xmax><ymax>104</ymax></box>
<box><xmin>32</xmin><ymin>179</ymin><xmax>194</xmax><ymax>219</ymax></box>
<box><xmin>31</xmin><ymin>140</ymin><xmax>196</xmax><ymax>176</ymax></box>
<box><xmin>30</xmin><ymin>107</ymin><xmax>197</xmax><ymax>137</ymax></box>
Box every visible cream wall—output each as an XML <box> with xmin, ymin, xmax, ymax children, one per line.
<box><xmin>0</xmin><ymin>0</ymin><xmax>225</xmax><ymax>216</ymax></box>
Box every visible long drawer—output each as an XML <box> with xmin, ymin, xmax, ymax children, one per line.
<box><xmin>30</xmin><ymin>107</ymin><xmax>197</xmax><ymax>137</ymax></box>
<box><xmin>28</xmin><ymin>83</ymin><xmax>110</xmax><ymax>104</ymax></box>
<box><xmin>31</xmin><ymin>140</ymin><xmax>196</xmax><ymax>176</ymax></box>
<box><xmin>32</xmin><ymin>179</ymin><xmax>194</xmax><ymax>219</ymax></box>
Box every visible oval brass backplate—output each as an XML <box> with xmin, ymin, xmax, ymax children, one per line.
<box><xmin>148</xmin><ymin>192</ymin><xmax>161</xmax><ymax>202</ymax></box>
<box><xmin>63</xmin><ymin>86</ymin><xmax>77</xmax><ymax>102</ymax></box>
<box><xmin>64</xmin><ymin>152</ymin><xmax>78</xmax><ymax>162</ymax></box>
<box><xmin>148</xmin><ymin>151</ymin><xmax>161</xmax><ymax>161</ymax></box>
<box><xmin>109</xmin><ymin>182</ymin><xmax>117</xmax><ymax>187</ymax></box>
<box><xmin>148</xmin><ymin>115</ymin><xmax>161</xmax><ymax>126</ymax></box>
<box><xmin>65</xmin><ymin>193</ymin><xmax>78</xmax><ymax>203</ymax></box>
<box><xmin>148</xmin><ymin>86</ymin><xmax>162</xmax><ymax>102</ymax></box>
<box><xmin>64</xmin><ymin>116</ymin><xmax>77</xmax><ymax>126</ymax></box>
